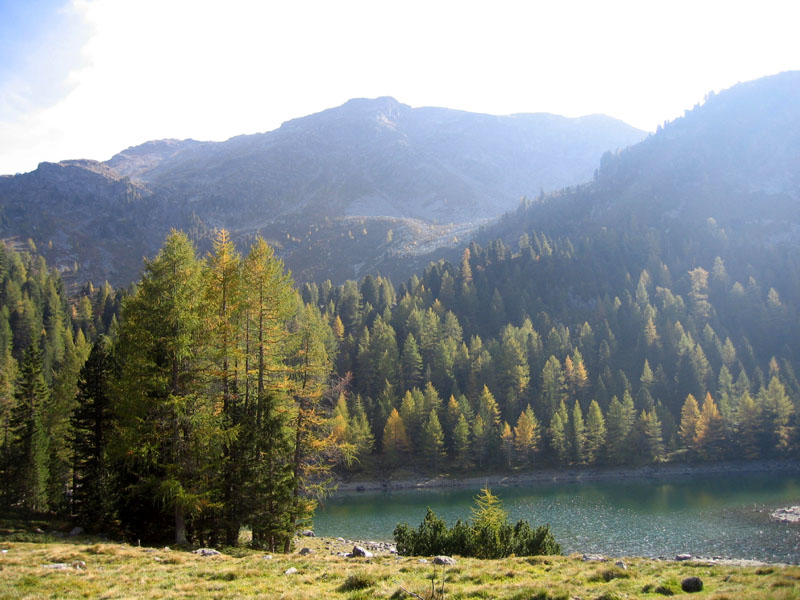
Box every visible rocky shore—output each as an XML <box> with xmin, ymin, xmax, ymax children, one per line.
<box><xmin>335</xmin><ymin>459</ymin><xmax>800</xmax><ymax>492</ymax></box>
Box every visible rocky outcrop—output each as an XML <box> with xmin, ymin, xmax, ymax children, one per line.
<box><xmin>771</xmin><ymin>506</ymin><xmax>800</xmax><ymax>523</ymax></box>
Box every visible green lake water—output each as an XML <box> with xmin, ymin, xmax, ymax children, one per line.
<box><xmin>313</xmin><ymin>471</ymin><xmax>800</xmax><ymax>563</ymax></box>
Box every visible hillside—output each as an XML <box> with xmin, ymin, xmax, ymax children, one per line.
<box><xmin>0</xmin><ymin>98</ymin><xmax>644</xmax><ymax>286</ymax></box>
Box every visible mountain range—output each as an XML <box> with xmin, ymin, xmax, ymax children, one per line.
<box><xmin>0</xmin><ymin>97</ymin><xmax>644</xmax><ymax>286</ymax></box>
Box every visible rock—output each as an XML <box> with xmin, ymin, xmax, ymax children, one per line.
<box><xmin>336</xmin><ymin>537</ymin><xmax>345</xmax><ymax>542</ymax></box>
<box><xmin>300</xmin><ymin>529</ymin><xmax>316</xmax><ymax>537</ymax></box>
<box><xmin>34</xmin><ymin>528</ymin><xmax>45</xmax><ymax>534</ymax></box>
<box><xmin>681</xmin><ymin>576</ymin><xmax>703</xmax><ymax>592</ymax></box>
<box><xmin>582</xmin><ymin>554</ymin><xmax>607</xmax><ymax>562</ymax></box>
<box><xmin>298</xmin><ymin>547</ymin><xmax>313</xmax><ymax>555</ymax></box>
<box><xmin>43</xmin><ymin>563</ymin><xmax>70</xmax><ymax>569</ymax></box>
<box><xmin>69</xmin><ymin>526</ymin><xmax>84</xmax><ymax>537</ymax></box>
<box><xmin>675</xmin><ymin>553</ymin><xmax>693</xmax><ymax>561</ymax></box>
<box><xmin>352</xmin><ymin>545</ymin><xmax>373</xmax><ymax>558</ymax></box>
<box><xmin>356</xmin><ymin>485</ymin><xmax>366</xmax><ymax>492</ymax></box>
<box><xmin>193</xmin><ymin>548</ymin><xmax>221</xmax><ymax>556</ymax></box>
<box><xmin>72</xmin><ymin>561</ymin><xmax>87</xmax><ymax>570</ymax></box>
<box><xmin>418</xmin><ymin>558</ymin><xmax>428</xmax><ymax>564</ymax></box>
<box><xmin>433</xmin><ymin>556</ymin><xmax>457</xmax><ymax>565</ymax></box>
<box><xmin>285</xmin><ymin>567</ymin><xmax>298</xmax><ymax>575</ymax></box>
<box><xmin>162</xmin><ymin>546</ymin><xmax>171</xmax><ymax>551</ymax></box>
<box><xmin>615</xmin><ymin>560</ymin><xmax>627</xmax><ymax>570</ymax></box>
<box><xmin>262</xmin><ymin>555</ymin><xmax>272</xmax><ymax>560</ymax></box>
<box><xmin>771</xmin><ymin>506</ymin><xmax>800</xmax><ymax>523</ymax></box>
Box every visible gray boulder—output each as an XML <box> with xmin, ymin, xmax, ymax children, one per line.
<box><xmin>675</xmin><ymin>553</ymin><xmax>692</xmax><ymax>561</ymax></box>
<box><xmin>285</xmin><ymin>567</ymin><xmax>298</xmax><ymax>575</ymax></box>
<box><xmin>433</xmin><ymin>556</ymin><xmax>457</xmax><ymax>566</ymax></box>
<box><xmin>298</xmin><ymin>547</ymin><xmax>313</xmax><ymax>555</ymax></box>
<box><xmin>193</xmin><ymin>548</ymin><xmax>221</xmax><ymax>556</ymax></box>
<box><xmin>582</xmin><ymin>554</ymin><xmax>607</xmax><ymax>562</ymax></box>
<box><xmin>300</xmin><ymin>529</ymin><xmax>316</xmax><ymax>537</ymax></box>
<box><xmin>681</xmin><ymin>576</ymin><xmax>703</xmax><ymax>593</ymax></box>
<box><xmin>352</xmin><ymin>545</ymin><xmax>373</xmax><ymax>558</ymax></box>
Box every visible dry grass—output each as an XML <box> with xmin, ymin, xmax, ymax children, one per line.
<box><xmin>1</xmin><ymin>535</ymin><xmax>799</xmax><ymax>599</ymax></box>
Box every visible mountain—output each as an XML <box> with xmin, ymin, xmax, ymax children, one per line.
<box><xmin>487</xmin><ymin>71</ymin><xmax>800</xmax><ymax>246</ymax></box>
<box><xmin>0</xmin><ymin>97</ymin><xmax>645</xmax><ymax>286</ymax></box>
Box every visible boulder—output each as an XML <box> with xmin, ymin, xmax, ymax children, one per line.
<box><xmin>615</xmin><ymin>560</ymin><xmax>627</xmax><ymax>570</ymax></box>
<box><xmin>298</xmin><ymin>547</ymin><xmax>313</xmax><ymax>555</ymax></box>
<box><xmin>300</xmin><ymin>529</ymin><xmax>316</xmax><ymax>537</ymax></box>
<box><xmin>262</xmin><ymin>555</ymin><xmax>273</xmax><ymax>560</ymax></box>
<box><xmin>681</xmin><ymin>576</ymin><xmax>703</xmax><ymax>593</ymax></box>
<box><xmin>675</xmin><ymin>553</ymin><xmax>693</xmax><ymax>561</ymax></box>
<box><xmin>433</xmin><ymin>556</ymin><xmax>457</xmax><ymax>566</ymax></box>
<box><xmin>582</xmin><ymin>554</ymin><xmax>607</xmax><ymax>562</ymax></box>
<box><xmin>42</xmin><ymin>563</ymin><xmax>69</xmax><ymax>569</ymax></box>
<box><xmin>285</xmin><ymin>567</ymin><xmax>298</xmax><ymax>575</ymax></box>
<box><xmin>193</xmin><ymin>548</ymin><xmax>221</xmax><ymax>556</ymax></box>
<box><xmin>72</xmin><ymin>561</ymin><xmax>87</xmax><ymax>570</ymax></box>
<box><xmin>352</xmin><ymin>545</ymin><xmax>373</xmax><ymax>558</ymax></box>
<box><xmin>771</xmin><ymin>506</ymin><xmax>800</xmax><ymax>523</ymax></box>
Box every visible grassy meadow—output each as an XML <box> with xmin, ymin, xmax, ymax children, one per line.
<box><xmin>2</xmin><ymin>531</ymin><xmax>799</xmax><ymax>600</ymax></box>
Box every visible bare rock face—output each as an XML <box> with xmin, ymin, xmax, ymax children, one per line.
<box><xmin>771</xmin><ymin>506</ymin><xmax>800</xmax><ymax>523</ymax></box>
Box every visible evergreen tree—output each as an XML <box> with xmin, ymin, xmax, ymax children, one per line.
<box><xmin>679</xmin><ymin>394</ymin><xmax>703</xmax><ymax>456</ymax></box>
<box><xmin>114</xmin><ymin>231</ymin><xmax>220</xmax><ymax>545</ymax></box>
<box><xmin>383</xmin><ymin>409</ymin><xmax>410</xmax><ymax>465</ymax></box>
<box><xmin>513</xmin><ymin>405</ymin><xmax>540</xmax><ymax>466</ymax></box>
<box><xmin>452</xmin><ymin>413</ymin><xmax>471</xmax><ymax>469</ymax></box>
<box><xmin>569</xmin><ymin>400</ymin><xmax>586</xmax><ymax>465</ymax></box>
<box><xmin>70</xmin><ymin>336</ymin><xmax>115</xmax><ymax>529</ymax></box>
<box><xmin>584</xmin><ymin>399</ymin><xmax>606</xmax><ymax>465</ymax></box>
<box><xmin>421</xmin><ymin>409</ymin><xmax>446</xmax><ymax>469</ymax></box>
<box><xmin>605</xmin><ymin>395</ymin><xmax>633</xmax><ymax>464</ymax></box>
<box><xmin>8</xmin><ymin>344</ymin><xmax>50</xmax><ymax>512</ymax></box>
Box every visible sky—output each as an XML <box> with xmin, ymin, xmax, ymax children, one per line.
<box><xmin>1</xmin><ymin>0</ymin><xmax>799</xmax><ymax>175</ymax></box>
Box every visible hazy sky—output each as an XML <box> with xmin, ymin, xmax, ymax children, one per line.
<box><xmin>1</xmin><ymin>0</ymin><xmax>799</xmax><ymax>175</ymax></box>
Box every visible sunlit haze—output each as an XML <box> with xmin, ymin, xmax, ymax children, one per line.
<box><xmin>1</xmin><ymin>0</ymin><xmax>799</xmax><ymax>175</ymax></box>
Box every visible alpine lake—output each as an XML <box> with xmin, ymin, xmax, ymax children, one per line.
<box><xmin>313</xmin><ymin>470</ymin><xmax>800</xmax><ymax>563</ymax></box>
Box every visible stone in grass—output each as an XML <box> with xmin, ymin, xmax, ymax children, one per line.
<box><xmin>299</xmin><ymin>547</ymin><xmax>313</xmax><ymax>556</ymax></box>
<box><xmin>352</xmin><ymin>545</ymin><xmax>373</xmax><ymax>558</ymax></box>
<box><xmin>675</xmin><ymin>553</ymin><xmax>692</xmax><ymax>561</ymax></box>
<box><xmin>72</xmin><ymin>561</ymin><xmax>87</xmax><ymax>570</ymax></box>
<box><xmin>582</xmin><ymin>554</ymin><xmax>607</xmax><ymax>562</ymax></box>
<box><xmin>615</xmin><ymin>560</ymin><xmax>627</xmax><ymax>570</ymax></box>
<box><xmin>262</xmin><ymin>555</ymin><xmax>273</xmax><ymax>560</ymax></box>
<box><xmin>681</xmin><ymin>577</ymin><xmax>703</xmax><ymax>593</ymax></box>
<box><xmin>43</xmin><ymin>563</ymin><xmax>70</xmax><ymax>570</ymax></box>
<box><xmin>433</xmin><ymin>556</ymin><xmax>457</xmax><ymax>566</ymax></box>
<box><xmin>301</xmin><ymin>529</ymin><xmax>316</xmax><ymax>537</ymax></box>
<box><xmin>193</xmin><ymin>548</ymin><xmax>221</xmax><ymax>556</ymax></box>
<box><xmin>285</xmin><ymin>567</ymin><xmax>298</xmax><ymax>575</ymax></box>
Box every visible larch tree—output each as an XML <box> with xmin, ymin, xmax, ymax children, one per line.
<box><xmin>114</xmin><ymin>231</ymin><xmax>220</xmax><ymax>545</ymax></box>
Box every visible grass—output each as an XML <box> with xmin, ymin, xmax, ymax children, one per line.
<box><xmin>2</xmin><ymin>533</ymin><xmax>800</xmax><ymax>599</ymax></box>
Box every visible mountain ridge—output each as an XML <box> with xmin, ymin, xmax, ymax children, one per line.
<box><xmin>0</xmin><ymin>97</ymin><xmax>645</xmax><ymax>285</ymax></box>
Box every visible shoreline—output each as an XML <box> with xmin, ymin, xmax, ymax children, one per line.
<box><xmin>334</xmin><ymin>458</ymin><xmax>800</xmax><ymax>493</ymax></box>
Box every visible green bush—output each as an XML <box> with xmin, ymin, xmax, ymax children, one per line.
<box><xmin>393</xmin><ymin>488</ymin><xmax>561</xmax><ymax>558</ymax></box>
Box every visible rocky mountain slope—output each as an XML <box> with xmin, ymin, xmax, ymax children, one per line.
<box><xmin>0</xmin><ymin>97</ymin><xmax>644</xmax><ymax>286</ymax></box>
<box><xmin>484</xmin><ymin>71</ymin><xmax>800</xmax><ymax>251</ymax></box>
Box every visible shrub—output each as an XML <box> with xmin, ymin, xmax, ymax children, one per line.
<box><xmin>393</xmin><ymin>488</ymin><xmax>561</xmax><ymax>558</ymax></box>
<box><xmin>339</xmin><ymin>572</ymin><xmax>377</xmax><ymax>591</ymax></box>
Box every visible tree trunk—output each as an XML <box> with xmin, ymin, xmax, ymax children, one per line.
<box><xmin>175</xmin><ymin>504</ymin><xmax>188</xmax><ymax>545</ymax></box>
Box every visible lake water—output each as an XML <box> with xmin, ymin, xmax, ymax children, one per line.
<box><xmin>313</xmin><ymin>471</ymin><xmax>800</xmax><ymax>563</ymax></box>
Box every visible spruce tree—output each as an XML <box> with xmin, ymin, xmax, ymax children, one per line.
<box><xmin>8</xmin><ymin>343</ymin><xmax>50</xmax><ymax>512</ymax></box>
<box><xmin>70</xmin><ymin>336</ymin><xmax>115</xmax><ymax>529</ymax></box>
